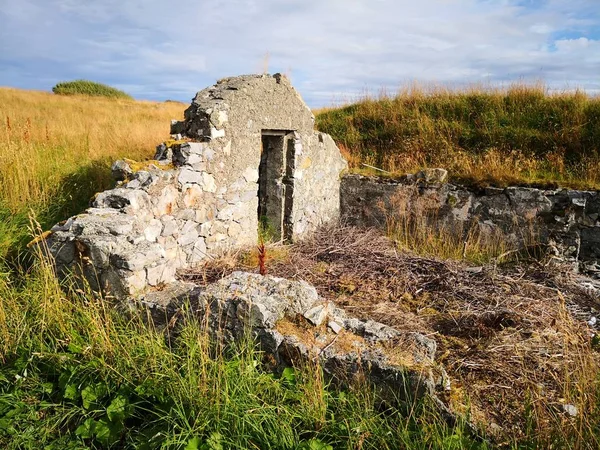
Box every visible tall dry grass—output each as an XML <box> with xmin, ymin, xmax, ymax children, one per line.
<box><xmin>0</xmin><ymin>88</ymin><xmax>183</xmax><ymax>259</ymax></box>
<box><xmin>317</xmin><ymin>83</ymin><xmax>600</xmax><ymax>189</ymax></box>
<box><xmin>381</xmin><ymin>184</ymin><xmax>541</xmax><ymax>264</ymax></box>
<box><xmin>0</xmin><ymin>87</ymin><xmax>183</xmax><ymax>212</ymax></box>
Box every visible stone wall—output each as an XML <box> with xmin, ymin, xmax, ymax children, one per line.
<box><xmin>340</xmin><ymin>173</ymin><xmax>600</xmax><ymax>269</ymax></box>
<box><xmin>47</xmin><ymin>74</ymin><xmax>347</xmax><ymax>298</ymax></box>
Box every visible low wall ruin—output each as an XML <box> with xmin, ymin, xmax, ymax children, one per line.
<box><xmin>46</xmin><ymin>74</ymin><xmax>600</xmax><ymax>300</ymax></box>
<box><xmin>340</xmin><ymin>172</ymin><xmax>600</xmax><ymax>271</ymax></box>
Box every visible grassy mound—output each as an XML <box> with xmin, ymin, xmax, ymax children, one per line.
<box><xmin>316</xmin><ymin>84</ymin><xmax>600</xmax><ymax>189</ymax></box>
<box><xmin>52</xmin><ymin>80</ymin><xmax>133</xmax><ymax>99</ymax></box>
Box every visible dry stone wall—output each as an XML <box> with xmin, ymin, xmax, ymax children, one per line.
<box><xmin>47</xmin><ymin>74</ymin><xmax>347</xmax><ymax>298</ymax></box>
<box><xmin>341</xmin><ymin>173</ymin><xmax>600</xmax><ymax>272</ymax></box>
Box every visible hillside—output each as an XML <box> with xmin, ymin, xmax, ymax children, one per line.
<box><xmin>316</xmin><ymin>85</ymin><xmax>600</xmax><ymax>189</ymax></box>
<box><xmin>1</xmin><ymin>86</ymin><xmax>599</xmax><ymax>448</ymax></box>
<box><xmin>0</xmin><ymin>88</ymin><xmax>184</xmax><ymax>260</ymax></box>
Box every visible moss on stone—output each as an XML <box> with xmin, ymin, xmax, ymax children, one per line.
<box><xmin>163</xmin><ymin>139</ymin><xmax>188</xmax><ymax>148</ymax></box>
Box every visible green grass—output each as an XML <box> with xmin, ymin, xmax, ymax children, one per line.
<box><xmin>316</xmin><ymin>84</ymin><xmax>600</xmax><ymax>189</ymax></box>
<box><xmin>0</xmin><ymin>247</ymin><xmax>486</xmax><ymax>449</ymax></box>
<box><xmin>52</xmin><ymin>80</ymin><xmax>133</xmax><ymax>99</ymax></box>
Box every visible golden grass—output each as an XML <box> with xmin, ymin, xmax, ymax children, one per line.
<box><xmin>317</xmin><ymin>82</ymin><xmax>600</xmax><ymax>190</ymax></box>
<box><xmin>0</xmin><ymin>87</ymin><xmax>184</xmax><ymax>212</ymax></box>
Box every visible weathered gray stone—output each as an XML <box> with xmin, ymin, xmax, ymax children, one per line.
<box><xmin>153</xmin><ymin>185</ymin><xmax>178</xmax><ymax>216</ymax></box>
<box><xmin>146</xmin><ymin>263</ymin><xmax>176</xmax><ymax>286</ymax></box>
<box><xmin>243</xmin><ymin>167</ymin><xmax>259</xmax><ymax>183</ymax></box>
<box><xmin>110</xmin><ymin>242</ymin><xmax>165</xmax><ymax>272</ymax></box>
<box><xmin>175</xmin><ymin>208</ymin><xmax>196</xmax><ymax>221</ymax></box>
<box><xmin>160</xmin><ymin>216</ymin><xmax>178</xmax><ymax>237</ymax></box>
<box><xmin>126</xmin><ymin>179</ymin><xmax>141</xmax><ymax>189</ymax></box>
<box><xmin>340</xmin><ymin>174</ymin><xmax>600</xmax><ymax>267</ymax></box>
<box><xmin>178</xmin><ymin>168</ymin><xmax>201</xmax><ymax>185</ymax></box>
<box><xmin>189</xmin><ymin>238</ymin><xmax>207</xmax><ymax>264</ymax></box>
<box><xmin>144</xmin><ymin>219</ymin><xmax>163</xmax><ymax>242</ymax></box>
<box><xmin>303</xmin><ymin>303</ymin><xmax>329</xmax><ymax>326</ymax></box>
<box><xmin>227</xmin><ymin>221</ymin><xmax>242</xmax><ymax>238</ymax></box>
<box><xmin>177</xmin><ymin>227</ymin><xmax>199</xmax><ymax>247</ymax></box>
<box><xmin>135</xmin><ymin>272</ymin><xmax>442</xmax><ymax>408</ymax></box>
<box><xmin>328</xmin><ymin>321</ymin><xmax>343</xmax><ymax>334</ymax></box>
<box><xmin>416</xmin><ymin>168</ymin><xmax>448</xmax><ymax>184</ymax></box>
<box><xmin>199</xmin><ymin>172</ymin><xmax>217</xmax><ymax>193</ymax></box>
<box><xmin>132</xmin><ymin>171</ymin><xmax>155</xmax><ymax>188</ymax></box>
<box><xmin>111</xmin><ymin>159</ymin><xmax>133</xmax><ymax>181</ymax></box>
<box><xmin>94</xmin><ymin>188</ymin><xmax>151</xmax><ymax>211</ymax></box>
<box><xmin>561</xmin><ymin>404</ymin><xmax>578</xmax><ymax>417</ymax></box>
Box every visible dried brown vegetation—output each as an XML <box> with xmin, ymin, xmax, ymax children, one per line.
<box><xmin>182</xmin><ymin>226</ymin><xmax>600</xmax><ymax>447</ymax></box>
<box><xmin>316</xmin><ymin>83</ymin><xmax>600</xmax><ymax>190</ymax></box>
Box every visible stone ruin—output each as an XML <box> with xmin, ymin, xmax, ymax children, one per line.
<box><xmin>44</xmin><ymin>75</ymin><xmax>600</xmax><ymax>437</ymax></box>
<box><xmin>46</xmin><ymin>73</ymin><xmax>600</xmax><ymax>300</ymax></box>
<box><xmin>47</xmin><ymin>74</ymin><xmax>347</xmax><ymax>297</ymax></box>
<box><xmin>45</xmin><ymin>74</ymin><xmax>452</xmax><ymax>427</ymax></box>
<box><xmin>341</xmin><ymin>171</ymin><xmax>600</xmax><ymax>275</ymax></box>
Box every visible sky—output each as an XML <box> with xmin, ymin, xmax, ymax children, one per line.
<box><xmin>0</xmin><ymin>0</ymin><xmax>598</xmax><ymax>107</ymax></box>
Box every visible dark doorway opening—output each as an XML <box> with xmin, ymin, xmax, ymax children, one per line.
<box><xmin>258</xmin><ymin>130</ymin><xmax>295</xmax><ymax>242</ymax></box>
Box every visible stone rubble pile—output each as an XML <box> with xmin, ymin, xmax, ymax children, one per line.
<box><xmin>138</xmin><ymin>271</ymin><xmax>446</xmax><ymax>403</ymax></box>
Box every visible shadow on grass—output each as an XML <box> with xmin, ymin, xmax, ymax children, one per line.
<box><xmin>1</xmin><ymin>159</ymin><xmax>113</xmax><ymax>271</ymax></box>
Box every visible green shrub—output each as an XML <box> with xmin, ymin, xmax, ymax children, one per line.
<box><xmin>52</xmin><ymin>80</ymin><xmax>132</xmax><ymax>99</ymax></box>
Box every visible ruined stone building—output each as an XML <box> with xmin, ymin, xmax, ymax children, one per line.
<box><xmin>47</xmin><ymin>73</ymin><xmax>600</xmax><ymax>300</ymax></box>
<box><xmin>48</xmin><ymin>74</ymin><xmax>347</xmax><ymax>297</ymax></box>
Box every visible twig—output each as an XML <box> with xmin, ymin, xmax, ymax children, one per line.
<box><xmin>361</xmin><ymin>163</ymin><xmax>391</xmax><ymax>174</ymax></box>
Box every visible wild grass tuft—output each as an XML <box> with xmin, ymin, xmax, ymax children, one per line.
<box><xmin>381</xmin><ymin>185</ymin><xmax>529</xmax><ymax>264</ymax></box>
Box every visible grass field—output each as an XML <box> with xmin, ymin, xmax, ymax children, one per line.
<box><xmin>316</xmin><ymin>84</ymin><xmax>600</xmax><ymax>189</ymax></box>
<box><xmin>0</xmin><ymin>86</ymin><xmax>599</xmax><ymax>448</ymax></box>
<box><xmin>0</xmin><ymin>88</ymin><xmax>183</xmax><ymax>262</ymax></box>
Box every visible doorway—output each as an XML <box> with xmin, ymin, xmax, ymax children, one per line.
<box><xmin>258</xmin><ymin>130</ymin><xmax>295</xmax><ymax>241</ymax></box>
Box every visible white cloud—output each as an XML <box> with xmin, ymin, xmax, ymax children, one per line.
<box><xmin>0</xmin><ymin>0</ymin><xmax>598</xmax><ymax>106</ymax></box>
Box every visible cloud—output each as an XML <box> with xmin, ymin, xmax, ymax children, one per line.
<box><xmin>0</xmin><ymin>0</ymin><xmax>598</xmax><ymax>106</ymax></box>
